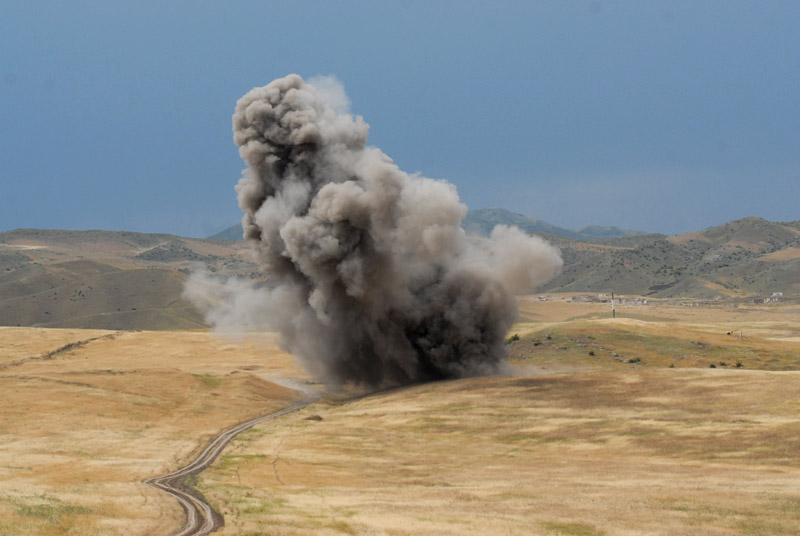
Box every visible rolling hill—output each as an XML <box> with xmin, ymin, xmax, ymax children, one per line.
<box><xmin>0</xmin><ymin>229</ymin><xmax>259</xmax><ymax>330</ymax></box>
<box><xmin>539</xmin><ymin>217</ymin><xmax>800</xmax><ymax>297</ymax></box>
<box><xmin>208</xmin><ymin>223</ymin><xmax>244</xmax><ymax>240</ymax></box>
<box><xmin>2</xmin><ymin>216</ymin><xmax>797</xmax><ymax>330</ymax></box>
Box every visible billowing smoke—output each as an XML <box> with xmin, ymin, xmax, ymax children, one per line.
<box><xmin>187</xmin><ymin>74</ymin><xmax>562</xmax><ymax>387</ymax></box>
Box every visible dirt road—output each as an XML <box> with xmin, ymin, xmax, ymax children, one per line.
<box><xmin>145</xmin><ymin>392</ymin><xmax>320</xmax><ymax>536</ymax></box>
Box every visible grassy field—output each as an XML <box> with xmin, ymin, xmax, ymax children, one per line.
<box><xmin>194</xmin><ymin>296</ymin><xmax>800</xmax><ymax>535</ymax></box>
<box><xmin>196</xmin><ymin>370</ymin><xmax>800</xmax><ymax>535</ymax></box>
<box><xmin>0</xmin><ymin>328</ymin><xmax>304</xmax><ymax>535</ymax></box>
<box><xmin>512</xmin><ymin>295</ymin><xmax>800</xmax><ymax>371</ymax></box>
<box><xmin>1</xmin><ymin>296</ymin><xmax>799</xmax><ymax>535</ymax></box>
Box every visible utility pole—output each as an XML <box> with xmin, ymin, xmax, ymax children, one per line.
<box><xmin>611</xmin><ymin>292</ymin><xmax>616</xmax><ymax>319</ymax></box>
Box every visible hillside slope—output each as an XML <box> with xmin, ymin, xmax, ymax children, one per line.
<box><xmin>0</xmin><ymin>229</ymin><xmax>259</xmax><ymax>330</ymax></box>
<box><xmin>2</xmin><ymin>216</ymin><xmax>797</xmax><ymax>329</ymax></box>
<box><xmin>539</xmin><ymin>217</ymin><xmax>800</xmax><ymax>297</ymax></box>
<box><xmin>208</xmin><ymin>223</ymin><xmax>244</xmax><ymax>240</ymax></box>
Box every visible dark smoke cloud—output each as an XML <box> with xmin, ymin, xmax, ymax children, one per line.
<box><xmin>187</xmin><ymin>74</ymin><xmax>562</xmax><ymax>387</ymax></box>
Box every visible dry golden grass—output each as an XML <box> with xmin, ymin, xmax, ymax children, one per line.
<box><xmin>2</xmin><ymin>296</ymin><xmax>799</xmax><ymax>535</ymax></box>
<box><xmin>0</xmin><ymin>327</ymin><xmax>112</xmax><ymax>363</ymax></box>
<box><xmin>0</xmin><ymin>328</ymin><xmax>304</xmax><ymax>535</ymax></box>
<box><xmin>196</xmin><ymin>370</ymin><xmax>800</xmax><ymax>535</ymax></box>
<box><xmin>192</xmin><ymin>298</ymin><xmax>800</xmax><ymax>535</ymax></box>
<box><xmin>518</xmin><ymin>294</ymin><xmax>800</xmax><ymax>326</ymax></box>
<box><xmin>760</xmin><ymin>247</ymin><xmax>800</xmax><ymax>262</ymax></box>
<box><xmin>512</xmin><ymin>296</ymin><xmax>800</xmax><ymax>372</ymax></box>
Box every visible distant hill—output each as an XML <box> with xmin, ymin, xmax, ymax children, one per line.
<box><xmin>208</xmin><ymin>223</ymin><xmax>244</xmax><ymax>240</ymax></box>
<box><xmin>538</xmin><ymin>217</ymin><xmax>800</xmax><ymax>298</ymax></box>
<box><xmin>462</xmin><ymin>208</ymin><xmax>583</xmax><ymax>239</ymax></box>
<box><xmin>0</xmin><ymin>229</ymin><xmax>259</xmax><ymax>330</ymax></box>
<box><xmin>210</xmin><ymin>208</ymin><xmax>647</xmax><ymax>241</ymax></box>
<box><xmin>3</xmin><ymin>216</ymin><xmax>797</xmax><ymax>330</ymax></box>
<box><xmin>574</xmin><ymin>224</ymin><xmax>650</xmax><ymax>240</ymax></box>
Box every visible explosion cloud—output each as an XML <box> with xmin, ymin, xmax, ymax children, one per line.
<box><xmin>188</xmin><ymin>74</ymin><xmax>562</xmax><ymax>387</ymax></box>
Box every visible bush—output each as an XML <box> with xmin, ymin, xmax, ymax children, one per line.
<box><xmin>588</xmin><ymin>350</ymin><xmax>595</xmax><ymax>356</ymax></box>
<box><xmin>506</xmin><ymin>333</ymin><xmax>520</xmax><ymax>344</ymax></box>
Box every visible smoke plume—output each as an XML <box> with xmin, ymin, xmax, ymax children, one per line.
<box><xmin>187</xmin><ymin>74</ymin><xmax>562</xmax><ymax>387</ymax></box>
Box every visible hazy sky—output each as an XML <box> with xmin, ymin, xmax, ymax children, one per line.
<box><xmin>2</xmin><ymin>1</ymin><xmax>798</xmax><ymax>237</ymax></box>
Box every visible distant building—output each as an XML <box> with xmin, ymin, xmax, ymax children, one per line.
<box><xmin>752</xmin><ymin>297</ymin><xmax>779</xmax><ymax>304</ymax></box>
<box><xmin>620</xmin><ymin>298</ymin><xmax>648</xmax><ymax>306</ymax></box>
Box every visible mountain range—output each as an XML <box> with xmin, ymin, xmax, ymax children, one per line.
<box><xmin>1</xmin><ymin>213</ymin><xmax>797</xmax><ymax>330</ymax></box>
<box><xmin>209</xmin><ymin>208</ymin><xmax>648</xmax><ymax>241</ymax></box>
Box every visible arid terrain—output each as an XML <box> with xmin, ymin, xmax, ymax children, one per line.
<box><xmin>3</xmin><ymin>215</ymin><xmax>800</xmax><ymax>332</ymax></box>
<box><xmin>1</xmin><ymin>297</ymin><xmax>799</xmax><ymax>535</ymax></box>
<box><xmin>0</xmin><ymin>328</ymin><xmax>305</xmax><ymax>535</ymax></box>
<box><xmin>197</xmin><ymin>370</ymin><xmax>800</xmax><ymax>536</ymax></box>
<box><xmin>0</xmin><ymin>229</ymin><xmax>257</xmax><ymax>330</ymax></box>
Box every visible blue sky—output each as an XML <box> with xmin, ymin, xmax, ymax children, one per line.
<box><xmin>2</xmin><ymin>1</ymin><xmax>798</xmax><ymax>237</ymax></box>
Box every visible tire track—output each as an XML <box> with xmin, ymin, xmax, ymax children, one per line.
<box><xmin>145</xmin><ymin>392</ymin><xmax>320</xmax><ymax>536</ymax></box>
<box><xmin>0</xmin><ymin>332</ymin><xmax>120</xmax><ymax>371</ymax></box>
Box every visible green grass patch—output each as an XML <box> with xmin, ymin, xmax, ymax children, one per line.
<box><xmin>508</xmin><ymin>322</ymin><xmax>785</xmax><ymax>370</ymax></box>
<box><xmin>242</xmin><ymin>496</ymin><xmax>290</xmax><ymax>515</ymax></box>
<box><xmin>323</xmin><ymin>519</ymin><xmax>357</xmax><ymax>534</ymax></box>
<box><xmin>541</xmin><ymin>520</ymin><xmax>605</xmax><ymax>535</ymax></box>
<box><xmin>192</xmin><ymin>373</ymin><xmax>223</xmax><ymax>388</ymax></box>
<box><xmin>500</xmin><ymin>432</ymin><xmax>542</xmax><ymax>443</ymax></box>
<box><xmin>2</xmin><ymin>492</ymin><xmax>95</xmax><ymax>532</ymax></box>
<box><xmin>217</xmin><ymin>454</ymin><xmax>267</xmax><ymax>471</ymax></box>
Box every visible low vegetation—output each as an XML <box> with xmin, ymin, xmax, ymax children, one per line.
<box><xmin>538</xmin><ymin>217</ymin><xmax>800</xmax><ymax>297</ymax></box>
<box><xmin>3</xmin><ymin>216</ymin><xmax>800</xmax><ymax>330</ymax></box>
<box><xmin>0</xmin><ymin>328</ymin><xmax>303</xmax><ymax>535</ymax></box>
<box><xmin>196</xmin><ymin>368</ymin><xmax>800</xmax><ymax>535</ymax></box>
<box><xmin>0</xmin><ymin>229</ymin><xmax>258</xmax><ymax>330</ymax></box>
<box><xmin>0</xmin><ymin>296</ymin><xmax>798</xmax><ymax>534</ymax></box>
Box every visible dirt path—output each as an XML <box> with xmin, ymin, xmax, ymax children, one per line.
<box><xmin>145</xmin><ymin>391</ymin><xmax>321</xmax><ymax>536</ymax></box>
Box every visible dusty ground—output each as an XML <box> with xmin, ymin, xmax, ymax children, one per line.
<box><xmin>512</xmin><ymin>296</ymin><xmax>800</xmax><ymax>372</ymax></box>
<box><xmin>0</xmin><ymin>328</ymin><xmax>304</xmax><ymax>535</ymax></box>
<box><xmin>1</xmin><ymin>296</ymin><xmax>799</xmax><ymax>535</ymax></box>
<box><xmin>517</xmin><ymin>294</ymin><xmax>800</xmax><ymax>330</ymax></box>
<box><xmin>197</xmin><ymin>370</ymin><xmax>800</xmax><ymax>536</ymax></box>
<box><xmin>193</xmin><ymin>297</ymin><xmax>800</xmax><ymax>536</ymax></box>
